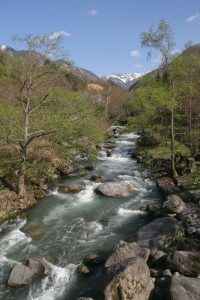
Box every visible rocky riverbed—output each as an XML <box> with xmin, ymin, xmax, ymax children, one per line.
<box><xmin>1</xmin><ymin>130</ymin><xmax>200</xmax><ymax>299</ymax></box>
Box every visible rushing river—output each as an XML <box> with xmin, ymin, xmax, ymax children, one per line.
<box><xmin>0</xmin><ymin>132</ymin><xmax>161</xmax><ymax>300</ymax></box>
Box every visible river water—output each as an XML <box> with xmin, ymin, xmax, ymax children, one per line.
<box><xmin>0</xmin><ymin>132</ymin><xmax>161</xmax><ymax>300</ymax></box>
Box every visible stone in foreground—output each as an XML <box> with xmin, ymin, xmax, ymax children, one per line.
<box><xmin>96</xmin><ymin>181</ymin><xmax>134</xmax><ymax>197</ymax></box>
<box><xmin>166</xmin><ymin>251</ymin><xmax>200</xmax><ymax>276</ymax></box>
<box><xmin>8</xmin><ymin>264</ymin><xmax>34</xmax><ymax>287</ymax></box>
<box><xmin>105</xmin><ymin>241</ymin><xmax>150</xmax><ymax>271</ymax></box>
<box><xmin>165</xmin><ymin>276</ymin><xmax>200</xmax><ymax>300</ymax></box>
<box><xmin>104</xmin><ymin>257</ymin><xmax>154</xmax><ymax>300</ymax></box>
<box><xmin>137</xmin><ymin>217</ymin><xmax>182</xmax><ymax>249</ymax></box>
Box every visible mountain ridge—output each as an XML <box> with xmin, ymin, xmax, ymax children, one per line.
<box><xmin>102</xmin><ymin>72</ymin><xmax>144</xmax><ymax>89</ymax></box>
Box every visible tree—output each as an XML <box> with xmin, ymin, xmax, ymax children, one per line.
<box><xmin>0</xmin><ymin>33</ymin><xmax>69</xmax><ymax>198</ymax></box>
<box><xmin>140</xmin><ymin>18</ymin><xmax>178</xmax><ymax>179</ymax></box>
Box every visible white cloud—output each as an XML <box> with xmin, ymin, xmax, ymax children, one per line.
<box><xmin>186</xmin><ymin>13</ymin><xmax>200</xmax><ymax>23</ymax></box>
<box><xmin>49</xmin><ymin>30</ymin><xmax>71</xmax><ymax>40</ymax></box>
<box><xmin>134</xmin><ymin>64</ymin><xmax>143</xmax><ymax>68</ymax></box>
<box><xmin>129</xmin><ymin>50</ymin><xmax>141</xmax><ymax>57</ymax></box>
<box><xmin>87</xmin><ymin>9</ymin><xmax>98</xmax><ymax>16</ymax></box>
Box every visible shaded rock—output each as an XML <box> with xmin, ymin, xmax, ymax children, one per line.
<box><xmin>150</xmin><ymin>249</ymin><xmax>167</xmax><ymax>266</ymax></box>
<box><xmin>58</xmin><ymin>184</ymin><xmax>83</xmax><ymax>193</ymax></box>
<box><xmin>106</xmin><ymin>149</ymin><xmax>113</xmax><ymax>157</ymax></box>
<box><xmin>77</xmin><ymin>264</ymin><xmax>90</xmax><ymax>274</ymax></box>
<box><xmin>188</xmin><ymin>190</ymin><xmax>200</xmax><ymax>204</ymax></box>
<box><xmin>162</xmin><ymin>269</ymin><xmax>172</xmax><ymax>277</ymax></box>
<box><xmin>8</xmin><ymin>264</ymin><xmax>34</xmax><ymax>287</ymax></box>
<box><xmin>83</xmin><ymin>254</ymin><xmax>103</xmax><ymax>267</ymax></box>
<box><xmin>96</xmin><ymin>181</ymin><xmax>134</xmax><ymax>197</ymax></box>
<box><xmin>90</xmin><ymin>174</ymin><xmax>102</xmax><ymax>182</ymax></box>
<box><xmin>150</xmin><ymin>268</ymin><xmax>160</xmax><ymax>278</ymax></box>
<box><xmin>26</xmin><ymin>257</ymin><xmax>49</xmax><ymax>276</ymax></box>
<box><xmin>137</xmin><ymin>217</ymin><xmax>182</xmax><ymax>249</ymax></box>
<box><xmin>145</xmin><ymin>203</ymin><xmax>161</xmax><ymax>219</ymax></box>
<box><xmin>165</xmin><ymin>276</ymin><xmax>200</xmax><ymax>300</ymax></box>
<box><xmin>166</xmin><ymin>251</ymin><xmax>200</xmax><ymax>276</ymax></box>
<box><xmin>104</xmin><ymin>257</ymin><xmax>154</xmax><ymax>300</ymax></box>
<box><xmin>105</xmin><ymin>241</ymin><xmax>150</xmax><ymax>272</ymax></box>
<box><xmin>156</xmin><ymin>177</ymin><xmax>178</xmax><ymax>195</ymax></box>
<box><xmin>163</xmin><ymin>195</ymin><xmax>186</xmax><ymax>214</ymax></box>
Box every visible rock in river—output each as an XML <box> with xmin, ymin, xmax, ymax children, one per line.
<box><xmin>104</xmin><ymin>257</ymin><xmax>154</xmax><ymax>300</ymax></box>
<box><xmin>137</xmin><ymin>217</ymin><xmax>182</xmax><ymax>249</ymax></box>
<box><xmin>26</xmin><ymin>257</ymin><xmax>50</xmax><ymax>276</ymax></box>
<box><xmin>105</xmin><ymin>241</ymin><xmax>150</xmax><ymax>272</ymax></box>
<box><xmin>8</xmin><ymin>264</ymin><xmax>34</xmax><ymax>287</ymax></box>
<box><xmin>58</xmin><ymin>184</ymin><xmax>83</xmax><ymax>193</ymax></box>
<box><xmin>95</xmin><ymin>181</ymin><xmax>134</xmax><ymax>197</ymax></box>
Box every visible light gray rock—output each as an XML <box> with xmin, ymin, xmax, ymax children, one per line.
<box><xmin>137</xmin><ymin>217</ymin><xmax>182</xmax><ymax>249</ymax></box>
<box><xmin>105</xmin><ymin>241</ymin><xmax>150</xmax><ymax>271</ymax></box>
<box><xmin>163</xmin><ymin>195</ymin><xmax>186</xmax><ymax>214</ymax></box>
<box><xmin>166</xmin><ymin>276</ymin><xmax>200</xmax><ymax>300</ymax></box>
<box><xmin>26</xmin><ymin>257</ymin><xmax>49</xmax><ymax>276</ymax></box>
<box><xmin>167</xmin><ymin>251</ymin><xmax>200</xmax><ymax>277</ymax></box>
<box><xmin>8</xmin><ymin>264</ymin><xmax>34</xmax><ymax>287</ymax></box>
<box><xmin>104</xmin><ymin>257</ymin><xmax>154</xmax><ymax>300</ymax></box>
<box><xmin>96</xmin><ymin>181</ymin><xmax>134</xmax><ymax>197</ymax></box>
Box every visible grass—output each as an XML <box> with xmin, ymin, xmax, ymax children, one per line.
<box><xmin>145</xmin><ymin>141</ymin><xmax>191</xmax><ymax>159</ymax></box>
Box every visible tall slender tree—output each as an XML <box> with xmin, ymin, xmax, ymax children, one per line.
<box><xmin>140</xmin><ymin>19</ymin><xmax>178</xmax><ymax>179</ymax></box>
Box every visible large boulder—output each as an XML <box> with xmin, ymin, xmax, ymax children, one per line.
<box><xmin>137</xmin><ymin>217</ymin><xmax>182</xmax><ymax>249</ymax></box>
<box><xmin>58</xmin><ymin>184</ymin><xmax>83</xmax><ymax>193</ymax></box>
<box><xmin>105</xmin><ymin>241</ymin><xmax>150</xmax><ymax>272</ymax></box>
<box><xmin>26</xmin><ymin>257</ymin><xmax>50</xmax><ymax>276</ymax></box>
<box><xmin>8</xmin><ymin>264</ymin><xmax>34</xmax><ymax>287</ymax></box>
<box><xmin>165</xmin><ymin>276</ymin><xmax>200</xmax><ymax>300</ymax></box>
<box><xmin>163</xmin><ymin>195</ymin><xmax>186</xmax><ymax>214</ymax></box>
<box><xmin>96</xmin><ymin>181</ymin><xmax>134</xmax><ymax>197</ymax></box>
<box><xmin>104</xmin><ymin>257</ymin><xmax>154</xmax><ymax>300</ymax></box>
<box><xmin>166</xmin><ymin>251</ymin><xmax>200</xmax><ymax>276</ymax></box>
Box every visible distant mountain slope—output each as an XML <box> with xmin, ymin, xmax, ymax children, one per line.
<box><xmin>70</xmin><ymin>65</ymin><xmax>99</xmax><ymax>82</ymax></box>
<box><xmin>102</xmin><ymin>73</ymin><xmax>144</xmax><ymax>89</ymax></box>
<box><xmin>0</xmin><ymin>44</ymin><xmax>99</xmax><ymax>83</ymax></box>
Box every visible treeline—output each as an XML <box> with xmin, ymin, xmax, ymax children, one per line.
<box><xmin>0</xmin><ymin>35</ymin><xmax>105</xmax><ymax>196</ymax></box>
<box><xmin>127</xmin><ymin>19</ymin><xmax>200</xmax><ymax>178</ymax></box>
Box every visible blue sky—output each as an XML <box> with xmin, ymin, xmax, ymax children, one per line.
<box><xmin>0</xmin><ymin>0</ymin><xmax>200</xmax><ymax>76</ymax></box>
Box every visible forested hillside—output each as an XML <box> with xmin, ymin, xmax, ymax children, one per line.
<box><xmin>126</xmin><ymin>20</ymin><xmax>200</xmax><ymax>184</ymax></box>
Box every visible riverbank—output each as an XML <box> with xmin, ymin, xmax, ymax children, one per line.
<box><xmin>0</xmin><ymin>141</ymin><xmax>99</xmax><ymax>223</ymax></box>
<box><xmin>1</xmin><ymin>130</ymin><xmax>200</xmax><ymax>300</ymax></box>
<box><xmin>74</xmin><ymin>130</ymin><xmax>200</xmax><ymax>299</ymax></box>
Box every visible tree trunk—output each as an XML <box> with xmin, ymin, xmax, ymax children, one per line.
<box><xmin>18</xmin><ymin>162</ymin><xmax>26</xmax><ymax>198</ymax></box>
<box><xmin>171</xmin><ymin>108</ymin><xmax>178</xmax><ymax>180</ymax></box>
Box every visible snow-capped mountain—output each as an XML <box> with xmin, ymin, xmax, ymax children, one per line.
<box><xmin>102</xmin><ymin>73</ymin><xmax>144</xmax><ymax>89</ymax></box>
